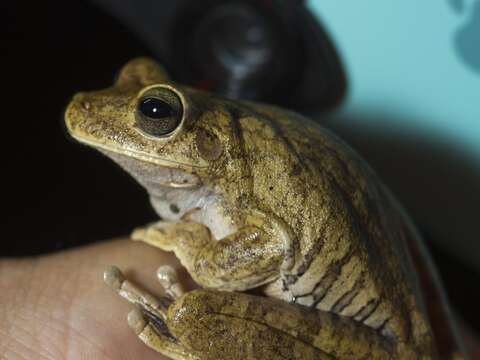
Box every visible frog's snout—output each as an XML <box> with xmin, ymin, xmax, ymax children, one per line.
<box><xmin>64</xmin><ymin>92</ymin><xmax>89</xmax><ymax>135</ymax></box>
<box><xmin>64</xmin><ymin>93</ymin><xmax>84</xmax><ymax>133</ymax></box>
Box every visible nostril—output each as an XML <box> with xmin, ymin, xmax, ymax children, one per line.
<box><xmin>72</xmin><ymin>92</ymin><xmax>91</xmax><ymax>111</ymax></box>
<box><xmin>81</xmin><ymin>100</ymin><xmax>91</xmax><ymax>110</ymax></box>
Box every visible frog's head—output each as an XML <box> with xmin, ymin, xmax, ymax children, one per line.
<box><xmin>65</xmin><ymin>58</ymin><xmax>246</xmax><ymax>193</ymax></box>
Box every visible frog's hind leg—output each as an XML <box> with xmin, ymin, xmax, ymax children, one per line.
<box><xmin>103</xmin><ymin>266</ymin><xmax>196</xmax><ymax>360</ymax></box>
<box><xmin>166</xmin><ymin>290</ymin><xmax>395</xmax><ymax>360</ymax></box>
<box><xmin>105</xmin><ymin>267</ymin><xmax>395</xmax><ymax>359</ymax></box>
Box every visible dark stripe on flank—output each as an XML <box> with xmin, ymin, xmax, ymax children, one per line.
<box><xmin>330</xmin><ymin>281</ymin><xmax>362</xmax><ymax>314</ymax></box>
<box><xmin>376</xmin><ymin>317</ymin><xmax>391</xmax><ymax>334</ymax></box>
<box><xmin>311</xmin><ymin>272</ymin><xmax>338</xmax><ymax>307</ymax></box>
<box><xmin>353</xmin><ymin>298</ymin><xmax>380</xmax><ymax>323</ymax></box>
<box><xmin>309</xmin><ymin>249</ymin><xmax>355</xmax><ymax>308</ymax></box>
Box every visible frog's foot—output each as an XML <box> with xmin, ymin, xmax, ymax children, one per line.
<box><xmin>103</xmin><ymin>265</ymin><xmax>171</xmax><ymax>321</ymax></box>
<box><xmin>103</xmin><ymin>266</ymin><xmax>194</xmax><ymax>360</ymax></box>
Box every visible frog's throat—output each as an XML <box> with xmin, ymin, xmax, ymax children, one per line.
<box><xmin>70</xmin><ymin>133</ymin><xmax>208</xmax><ymax>171</ymax></box>
<box><xmin>96</xmin><ymin>146</ymin><xmax>203</xmax><ymax>191</ymax></box>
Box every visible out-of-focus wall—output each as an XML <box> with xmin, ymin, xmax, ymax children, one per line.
<box><xmin>309</xmin><ymin>0</ymin><xmax>480</xmax><ymax>274</ymax></box>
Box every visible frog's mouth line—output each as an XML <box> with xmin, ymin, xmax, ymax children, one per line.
<box><xmin>70</xmin><ymin>134</ymin><xmax>204</xmax><ymax>189</ymax></box>
<box><xmin>70</xmin><ymin>133</ymin><xmax>208</xmax><ymax>170</ymax></box>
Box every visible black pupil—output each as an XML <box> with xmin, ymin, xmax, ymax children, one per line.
<box><xmin>139</xmin><ymin>98</ymin><xmax>175</xmax><ymax>119</ymax></box>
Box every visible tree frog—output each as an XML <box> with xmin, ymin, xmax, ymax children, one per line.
<box><xmin>64</xmin><ymin>58</ymin><xmax>466</xmax><ymax>359</ymax></box>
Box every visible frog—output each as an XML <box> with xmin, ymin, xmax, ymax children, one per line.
<box><xmin>64</xmin><ymin>58</ymin><xmax>466</xmax><ymax>359</ymax></box>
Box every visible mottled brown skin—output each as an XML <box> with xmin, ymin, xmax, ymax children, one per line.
<box><xmin>64</xmin><ymin>58</ymin><xmax>465</xmax><ymax>359</ymax></box>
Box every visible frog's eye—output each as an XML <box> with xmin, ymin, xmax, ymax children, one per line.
<box><xmin>135</xmin><ymin>87</ymin><xmax>183</xmax><ymax>137</ymax></box>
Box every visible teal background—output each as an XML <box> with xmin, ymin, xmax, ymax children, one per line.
<box><xmin>309</xmin><ymin>0</ymin><xmax>480</xmax><ymax>154</ymax></box>
<box><xmin>308</xmin><ymin>1</ymin><xmax>480</xmax><ymax>273</ymax></box>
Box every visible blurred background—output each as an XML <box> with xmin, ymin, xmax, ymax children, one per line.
<box><xmin>1</xmin><ymin>0</ymin><xmax>479</xmax><ymax>336</ymax></box>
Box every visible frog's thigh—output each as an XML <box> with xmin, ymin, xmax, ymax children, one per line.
<box><xmin>168</xmin><ymin>290</ymin><xmax>394</xmax><ymax>360</ymax></box>
<box><xmin>167</xmin><ymin>290</ymin><xmax>331</xmax><ymax>360</ymax></box>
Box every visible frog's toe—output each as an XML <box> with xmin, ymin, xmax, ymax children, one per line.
<box><xmin>128</xmin><ymin>307</ymin><xmax>148</xmax><ymax>335</ymax></box>
<box><xmin>103</xmin><ymin>265</ymin><xmax>124</xmax><ymax>290</ymax></box>
<box><xmin>130</xmin><ymin>221</ymin><xmax>177</xmax><ymax>252</ymax></box>
<box><xmin>157</xmin><ymin>265</ymin><xmax>185</xmax><ymax>299</ymax></box>
<box><xmin>131</xmin><ymin>221</ymin><xmax>162</xmax><ymax>241</ymax></box>
<box><xmin>131</xmin><ymin>226</ymin><xmax>148</xmax><ymax>241</ymax></box>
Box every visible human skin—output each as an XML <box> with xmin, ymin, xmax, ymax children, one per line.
<box><xmin>0</xmin><ymin>239</ymin><xmax>478</xmax><ymax>360</ymax></box>
<box><xmin>0</xmin><ymin>240</ymin><xmax>196</xmax><ymax>360</ymax></box>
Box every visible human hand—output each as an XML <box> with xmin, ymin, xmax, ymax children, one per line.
<box><xmin>0</xmin><ymin>239</ymin><xmax>195</xmax><ymax>360</ymax></box>
<box><xmin>1</xmin><ymin>239</ymin><xmax>478</xmax><ymax>359</ymax></box>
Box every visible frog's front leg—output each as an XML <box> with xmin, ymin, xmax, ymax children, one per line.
<box><xmin>132</xmin><ymin>216</ymin><xmax>287</xmax><ymax>291</ymax></box>
<box><xmin>106</xmin><ymin>267</ymin><xmax>394</xmax><ymax>360</ymax></box>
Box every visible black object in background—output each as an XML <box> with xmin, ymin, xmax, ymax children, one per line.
<box><xmin>92</xmin><ymin>0</ymin><xmax>346</xmax><ymax>113</ymax></box>
<box><xmin>0</xmin><ymin>0</ymin><xmax>478</xmax><ymax>331</ymax></box>
<box><xmin>1</xmin><ymin>1</ymin><xmax>156</xmax><ymax>256</ymax></box>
